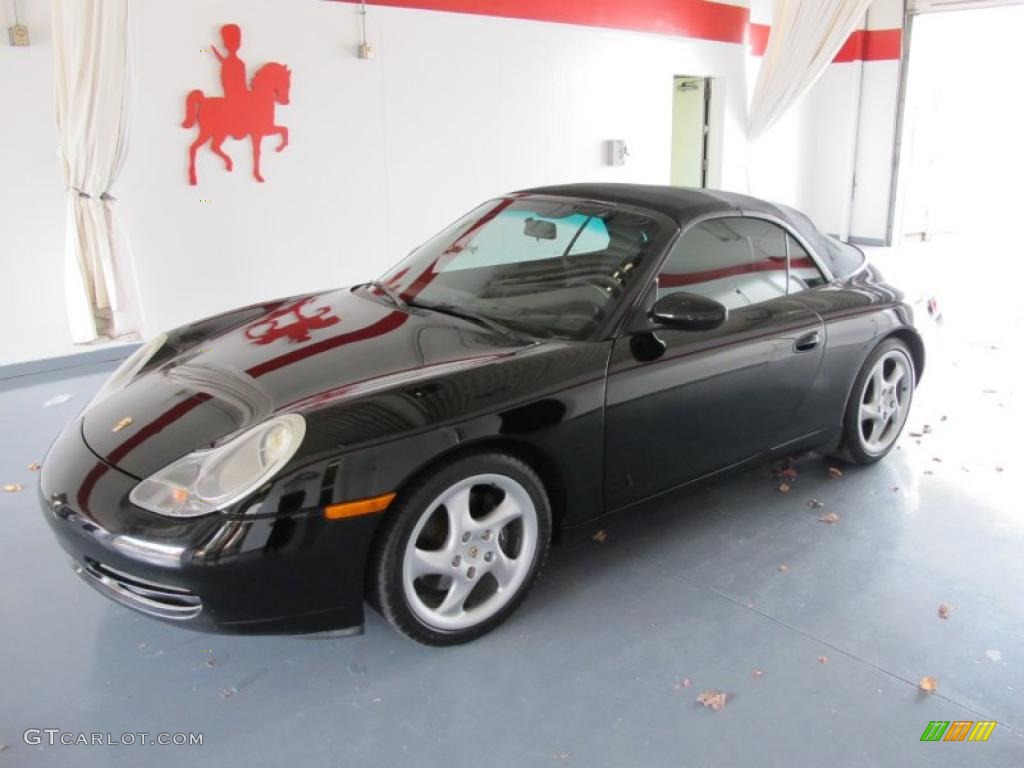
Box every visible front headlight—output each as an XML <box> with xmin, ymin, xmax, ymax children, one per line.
<box><xmin>129</xmin><ymin>414</ymin><xmax>306</xmax><ymax>518</ymax></box>
<box><xmin>87</xmin><ymin>333</ymin><xmax>168</xmax><ymax>410</ymax></box>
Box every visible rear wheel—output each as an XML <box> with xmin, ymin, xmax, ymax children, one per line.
<box><xmin>835</xmin><ymin>338</ymin><xmax>915</xmax><ymax>465</ymax></box>
<box><xmin>367</xmin><ymin>452</ymin><xmax>552</xmax><ymax>645</ymax></box>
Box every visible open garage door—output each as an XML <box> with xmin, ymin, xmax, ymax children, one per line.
<box><xmin>894</xmin><ymin>2</ymin><xmax>1024</xmax><ymax>241</ymax></box>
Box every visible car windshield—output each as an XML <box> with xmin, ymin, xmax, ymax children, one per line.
<box><xmin>376</xmin><ymin>197</ymin><xmax>667</xmax><ymax>340</ymax></box>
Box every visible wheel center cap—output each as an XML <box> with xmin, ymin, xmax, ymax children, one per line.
<box><xmin>467</xmin><ymin>545</ymin><xmax>479</xmax><ymax>560</ymax></box>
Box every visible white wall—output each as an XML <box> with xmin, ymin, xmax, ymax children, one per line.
<box><xmin>849</xmin><ymin>0</ymin><xmax>903</xmax><ymax>242</ymax></box>
<box><xmin>1</xmin><ymin>0</ymin><xmax>907</xmax><ymax>366</ymax></box>
<box><xmin>2</xmin><ymin>0</ymin><xmax>754</xmax><ymax>365</ymax></box>
<box><xmin>745</xmin><ymin>0</ymin><xmax>903</xmax><ymax>241</ymax></box>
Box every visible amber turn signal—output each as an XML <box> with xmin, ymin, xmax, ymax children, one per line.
<box><xmin>323</xmin><ymin>492</ymin><xmax>396</xmax><ymax>520</ymax></box>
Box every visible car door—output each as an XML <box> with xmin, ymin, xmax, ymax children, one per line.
<box><xmin>604</xmin><ymin>215</ymin><xmax>827</xmax><ymax>510</ymax></box>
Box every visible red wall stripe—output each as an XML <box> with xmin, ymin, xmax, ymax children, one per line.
<box><xmin>749</xmin><ymin>22</ymin><xmax>901</xmax><ymax>62</ymax></box>
<box><xmin>330</xmin><ymin>0</ymin><xmax>749</xmax><ymax>44</ymax></box>
<box><xmin>749</xmin><ymin>22</ymin><xmax>771</xmax><ymax>56</ymax></box>
<box><xmin>861</xmin><ymin>28</ymin><xmax>902</xmax><ymax>61</ymax></box>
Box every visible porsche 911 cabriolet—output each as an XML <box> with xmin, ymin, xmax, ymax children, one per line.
<box><xmin>39</xmin><ymin>184</ymin><xmax>923</xmax><ymax>645</ymax></box>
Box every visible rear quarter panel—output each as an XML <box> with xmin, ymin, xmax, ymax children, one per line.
<box><xmin>791</xmin><ymin>265</ymin><xmax>922</xmax><ymax>446</ymax></box>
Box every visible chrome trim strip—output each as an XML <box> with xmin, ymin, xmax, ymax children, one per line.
<box><xmin>110</xmin><ymin>535</ymin><xmax>186</xmax><ymax>567</ymax></box>
<box><xmin>70</xmin><ymin>559</ymin><xmax>201</xmax><ymax>621</ymax></box>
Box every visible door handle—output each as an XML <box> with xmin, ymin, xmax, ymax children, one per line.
<box><xmin>794</xmin><ymin>331</ymin><xmax>821</xmax><ymax>352</ymax></box>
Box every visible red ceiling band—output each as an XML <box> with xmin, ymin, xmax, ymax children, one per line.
<box><xmin>749</xmin><ymin>23</ymin><xmax>901</xmax><ymax>62</ymax></box>
<box><xmin>330</xmin><ymin>0</ymin><xmax>749</xmax><ymax>44</ymax></box>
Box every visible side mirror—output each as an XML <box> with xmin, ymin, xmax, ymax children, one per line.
<box><xmin>650</xmin><ymin>292</ymin><xmax>727</xmax><ymax>331</ymax></box>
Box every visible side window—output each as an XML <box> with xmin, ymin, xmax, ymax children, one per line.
<box><xmin>787</xmin><ymin>235</ymin><xmax>828</xmax><ymax>291</ymax></box>
<box><xmin>658</xmin><ymin>218</ymin><xmax>787</xmax><ymax>310</ymax></box>
<box><xmin>658</xmin><ymin>217</ymin><xmax>825</xmax><ymax>309</ymax></box>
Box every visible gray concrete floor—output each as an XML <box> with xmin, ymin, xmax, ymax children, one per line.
<box><xmin>2</xmin><ymin>244</ymin><xmax>1023</xmax><ymax>766</ymax></box>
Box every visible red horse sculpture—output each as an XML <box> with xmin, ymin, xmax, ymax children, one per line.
<box><xmin>182</xmin><ymin>25</ymin><xmax>291</xmax><ymax>185</ymax></box>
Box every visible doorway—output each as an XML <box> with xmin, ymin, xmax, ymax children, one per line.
<box><xmin>670</xmin><ymin>76</ymin><xmax>711</xmax><ymax>188</ymax></box>
<box><xmin>894</xmin><ymin>3</ymin><xmax>1024</xmax><ymax>242</ymax></box>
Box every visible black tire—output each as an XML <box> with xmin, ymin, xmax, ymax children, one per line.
<box><xmin>833</xmin><ymin>337</ymin><xmax>916</xmax><ymax>465</ymax></box>
<box><xmin>366</xmin><ymin>452</ymin><xmax>552</xmax><ymax>645</ymax></box>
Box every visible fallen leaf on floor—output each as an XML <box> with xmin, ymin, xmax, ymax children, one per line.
<box><xmin>919</xmin><ymin>676</ymin><xmax>938</xmax><ymax>694</ymax></box>
<box><xmin>961</xmin><ymin>466</ymin><xmax>970</xmax><ymax>473</ymax></box>
<box><xmin>818</xmin><ymin>655</ymin><xmax>829</xmax><ymax>664</ymax></box>
<box><xmin>922</xmin><ymin>425</ymin><xmax>932</xmax><ymax>434</ymax></box>
<box><xmin>673</xmin><ymin>678</ymin><xmax>692</xmax><ymax>690</ymax></box>
<box><xmin>592</xmin><ymin>529</ymin><xmax>607</xmax><ymax>544</ymax></box>
<box><xmin>219</xmin><ymin>688</ymin><xmax>235</xmax><ymax>700</ymax></box>
<box><xmin>808</xmin><ymin>499</ymin><xmax>824</xmax><ymax>508</ymax></box>
<box><xmin>778</xmin><ymin>564</ymin><xmax>789</xmax><ymax>573</ymax></box>
<box><xmin>696</xmin><ymin>690</ymin><xmax>727</xmax><ymax>711</ymax></box>
<box><xmin>937</xmin><ymin>602</ymin><xmax>951</xmax><ymax>620</ymax></box>
<box><xmin>932</xmin><ymin>457</ymin><xmax>942</xmax><ymax>463</ymax></box>
<box><xmin>43</xmin><ymin>393</ymin><xmax>73</xmax><ymax>407</ymax></box>
<box><xmin>112</xmin><ymin>416</ymin><xmax>134</xmax><ymax>433</ymax></box>
<box><xmin>778</xmin><ymin>482</ymin><xmax>791</xmax><ymax>493</ymax></box>
<box><xmin>908</xmin><ymin>432</ymin><xmax>923</xmax><ymax>438</ymax></box>
<box><xmin>751</xmin><ymin>669</ymin><xmax>765</xmax><ymax>679</ymax></box>
<box><xmin>28</xmin><ymin>462</ymin><xmax>41</xmax><ymax>472</ymax></box>
<box><xmin>819</xmin><ymin>512</ymin><xmax>840</xmax><ymax>524</ymax></box>
<box><xmin>996</xmin><ymin>466</ymin><xmax>1004</xmax><ymax>472</ymax></box>
<box><xmin>0</xmin><ymin>743</ymin><xmax>7</xmax><ymax>753</ymax></box>
<box><xmin>205</xmin><ymin>658</ymin><xmax>216</xmax><ymax>667</ymax></box>
<box><xmin>828</xmin><ymin>467</ymin><xmax>843</xmax><ymax>479</ymax></box>
<box><xmin>940</xmin><ymin>415</ymin><xmax>947</xmax><ymax>421</ymax></box>
<box><xmin>924</xmin><ymin>470</ymin><xmax>934</xmax><ymax>476</ymax></box>
<box><xmin>3</xmin><ymin>484</ymin><xmax>23</xmax><ymax>493</ymax></box>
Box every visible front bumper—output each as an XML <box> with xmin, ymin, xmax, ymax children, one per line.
<box><xmin>39</xmin><ymin>418</ymin><xmax>381</xmax><ymax>634</ymax></box>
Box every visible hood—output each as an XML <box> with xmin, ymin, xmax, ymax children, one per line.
<box><xmin>81</xmin><ymin>288</ymin><xmax>528</xmax><ymax>479</ymax></box>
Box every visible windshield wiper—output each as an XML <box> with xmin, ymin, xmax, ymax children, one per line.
<box><xmin>407</xmin><ymin>300</ymin><xmax>530</xmax><ymax>342</ymax></box>
<box><xmin>359</xmin><ymin>281</ymin><xmax>407</xmax><ymax>309</ymax></box>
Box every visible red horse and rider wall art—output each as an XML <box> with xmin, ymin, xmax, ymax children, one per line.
<box><xmin>183</xmin><ymin>24</ymin><xmax>291</xmax><ymax>185</ymax></box>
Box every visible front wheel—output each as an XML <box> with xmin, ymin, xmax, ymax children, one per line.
<box><xmin>367</xmin><ymin>452</ymin><xmax>552</xmax><ymax>645</ymax></box>
<box><xmin>835</xmin><ymin>338</ymin><xmax>916</xmax><ymax>465</ymax></box>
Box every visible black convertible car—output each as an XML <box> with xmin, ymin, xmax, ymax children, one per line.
<box><xmin>40</xmin><ymin>184</ymin><xmax>922</xmax><ymax>645</ymax></box>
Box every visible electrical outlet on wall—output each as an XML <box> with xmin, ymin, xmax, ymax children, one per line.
<box><xmin>606</xmin><ymin>139</ymin><xmax>628</xmax><ymax>166</ymax></box>
<box><xmin>8</xmin><ymin>23</ymin><xmax>30</xmax><ymax>46</ymax></box>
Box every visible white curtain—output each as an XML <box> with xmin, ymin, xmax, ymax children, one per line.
<box><xmin>747</xmin><ymin>0</ymin><xmax>874</xmax><ymax>141</ymax></box>
<box><xmin>52</xmin><ymin>0</ymin><xmax>140</xmax><ymax>343</ymax></box>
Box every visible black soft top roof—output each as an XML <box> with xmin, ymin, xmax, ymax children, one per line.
<box><xmin>519</xmin><ymin>183</ymin><xmax>864</xmax><ymax>278</ymax></box>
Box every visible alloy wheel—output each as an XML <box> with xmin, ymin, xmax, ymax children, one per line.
<box><xmin>401</xmin><ymin>473</ymin><xmax>539</xmax><ymax>631</ymax></box>
<box><xmin>857</xmin><ymin>349</ymin><xmax>913</xmax><ymax>455</ymax></box>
